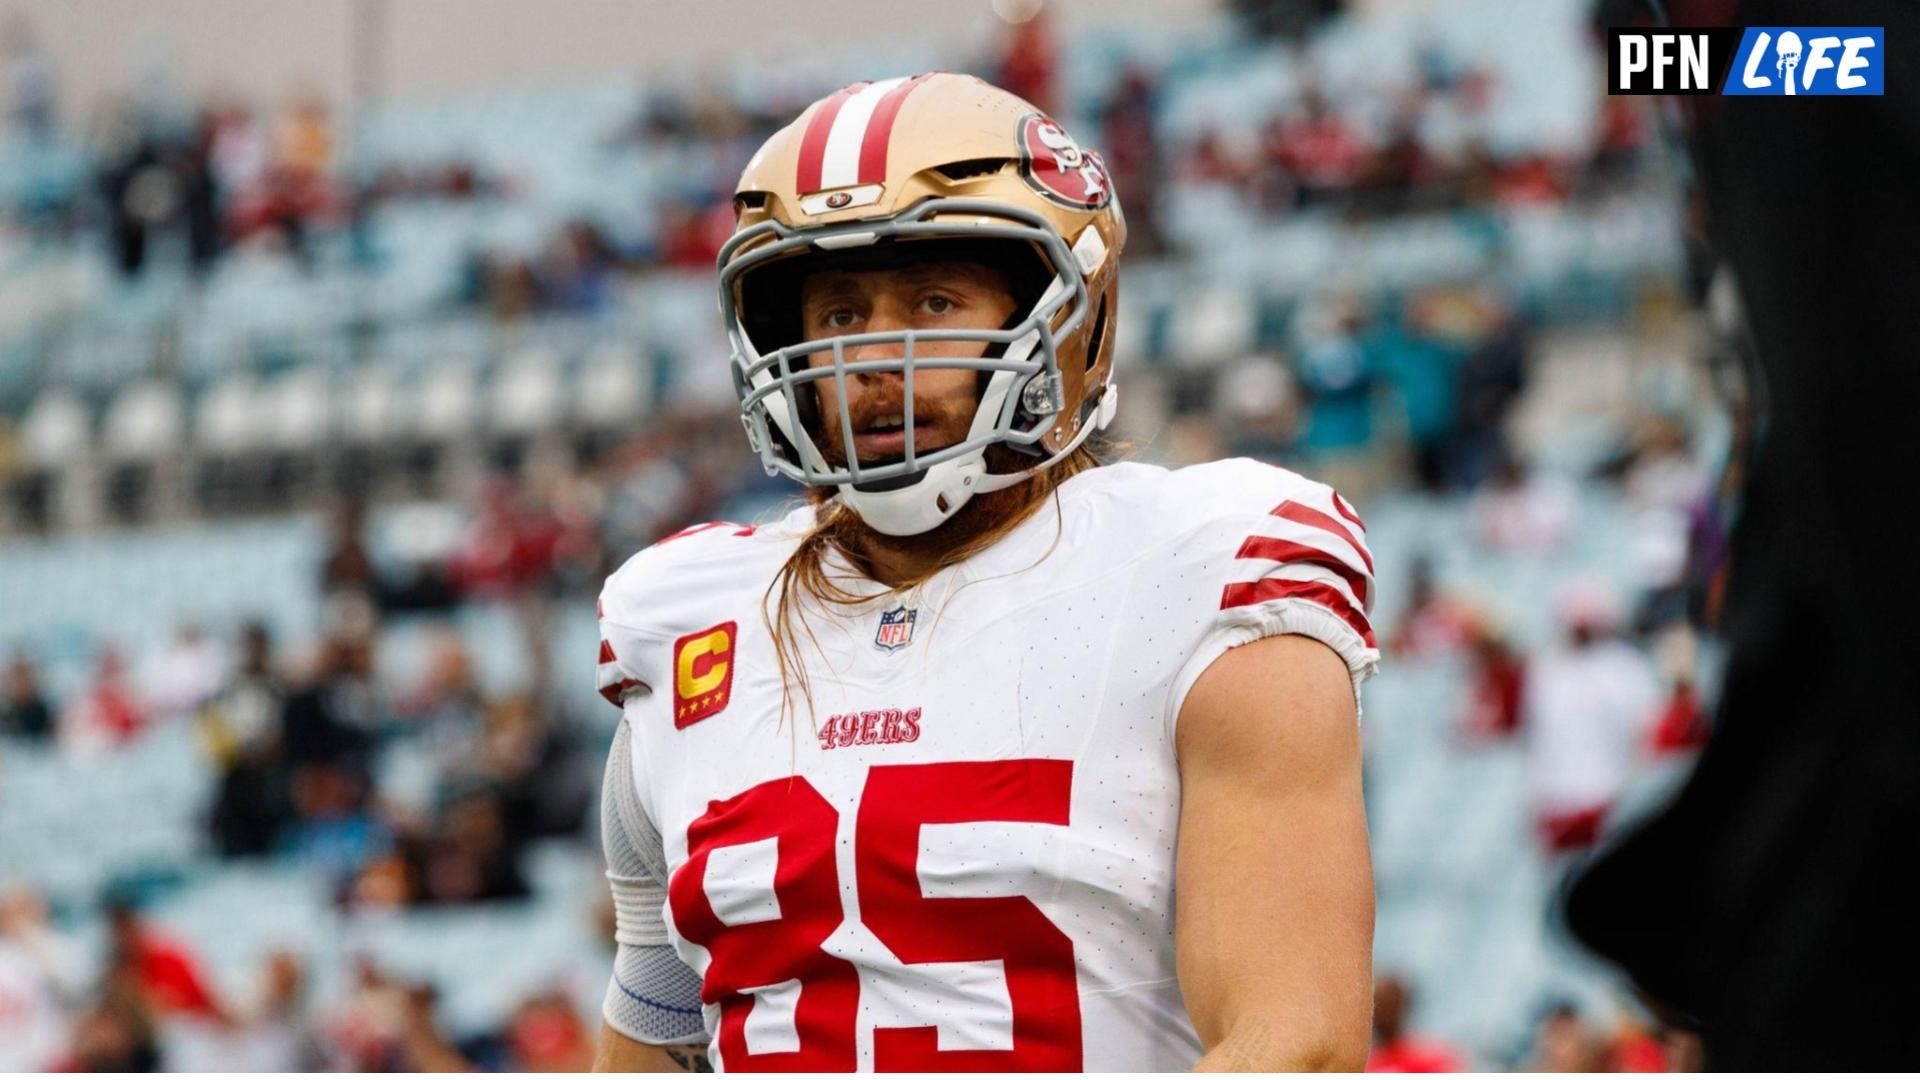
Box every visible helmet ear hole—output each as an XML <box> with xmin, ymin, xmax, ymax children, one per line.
<box><xmin>1085</xmin><ymin>294</ymin><xmax>1109</xmax><ymax>372</ymax></box>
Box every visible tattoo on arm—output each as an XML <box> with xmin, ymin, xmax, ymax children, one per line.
<box><xmin>664</xmin><ymin>1046</ymin><xmax>714</xmax><ymax>1073</ymax></box>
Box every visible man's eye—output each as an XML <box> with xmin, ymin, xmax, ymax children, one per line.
<box><xmin>824</xmin><ymin>310</ymin><xmax>859</xmax><ymax>329</ymax></box>
<box><xmin>922</xmin><ymin>296</ymin><xmax>956</xmax><ymax>316</ymax></box>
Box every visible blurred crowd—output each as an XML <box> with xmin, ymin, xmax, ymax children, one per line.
<box><xmin>1</xmin><ymin>883</ymin><xmax>601</xmax><ymax>1070</ymax></box>
<box><xmin>2</xmin><ymin>8</ymin><xmax>1658</xmax><ymax>319</ymax></box>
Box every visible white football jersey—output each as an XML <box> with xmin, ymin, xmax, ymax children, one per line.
<box><xmin>596</xmin><ymin>458</ymin><xmax>1380</xmax><ymax>1072</ymax></box>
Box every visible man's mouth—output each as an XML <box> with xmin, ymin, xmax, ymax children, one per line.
<box><xmin>850</xmin><ymin>411</ymin><xmax>947</xmax><ymax>462</ymax></box>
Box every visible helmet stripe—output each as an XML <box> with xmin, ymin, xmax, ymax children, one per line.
<box><xmin>795</xmin><ymin>81</ymin><xmax>867</xmax><ymax>194</ymax></box>
<box><xmin>856</xmin><ymin>73</ymin><xmax>934</xmax><ymax>185</ymax></box>
<box><xmin>817</xmin><ymin>76</ymin><xmax>907</xmax><ymax>190</ymax></box>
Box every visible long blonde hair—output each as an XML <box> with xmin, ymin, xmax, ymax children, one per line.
<box><xmin>763</xmin><ymin>441</ymin><xmax>1109</xmax><ymax>734</ymax></box>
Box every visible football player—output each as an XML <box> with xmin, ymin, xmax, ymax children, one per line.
<box><xmin>593</xmin><ymin>73</ymin><xmax>1377</xmax><ymax>1072</ymax></box>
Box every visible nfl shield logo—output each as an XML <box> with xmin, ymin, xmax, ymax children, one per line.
<box><xmin>875</xmin><ymin>605</ymin><xmax>916</xmax><ymax>652</ymax></box>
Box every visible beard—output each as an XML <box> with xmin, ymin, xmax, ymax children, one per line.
<box><xmin>811</xmin><ymin>392</ymin><xmax>969</xmax><ymax>470</ymax></box>
<box><xmin>806</xmin><ymin>439</ymin><xmax>1078</xmax><ymax>587</ymax></box>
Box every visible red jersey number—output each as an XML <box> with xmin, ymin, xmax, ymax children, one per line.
<box><xmin>667</xmin><ymin>760</ymin><xmax>1082</xmax><ymax>1072</ymax></box>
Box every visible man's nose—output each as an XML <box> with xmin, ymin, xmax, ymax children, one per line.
<box><xmin>846</xmin><ymin>303</ymin><xmax>912</xmax><ymax>373</ymax></box>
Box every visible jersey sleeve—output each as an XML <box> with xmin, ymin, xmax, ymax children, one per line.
<box><xmin>595</xmin><ymin>522</ymin><xmax>758</xmax><ymax>709</ymax></box>
<box><xmin>1159</xmin><ymin>458</ymin><xmax>1382</xmax><ymax>735</ymax></box>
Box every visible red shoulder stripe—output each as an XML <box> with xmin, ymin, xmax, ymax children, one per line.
<box><xmin>1272</xmin><ymin>500</ymin><xmax>1373</xmax><ymax>574</ymax></box>
<box><xmin>1234</xmin><ymin>535</ymin><xmax>1371</xmax><ymax>610</ymax></box>
<box><xmin>1219</xmin><ymin>578</ymin><xmax>1376</xmax><ymax>648</ymax></box>
<box><xmin>1331</xmin><ymin>491</ymin><xmax>1367</xmax><ymax>532</ymax></box>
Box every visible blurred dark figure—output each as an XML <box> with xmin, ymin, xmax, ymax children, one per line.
<box><xmin>1567</xmin><ymin>0</ymin><xmax>1920</xmax><ymax>1067</ymax></box>
<box><xmin>204</xmin><ymin>622</ymin><xmax>292</xmax><ymax>857</ymax></box>
<box><xmin>1365</xmin><ymin>975</ymin><xmax>1463</xmax><ymax>1072</ymax></box>
<box><xmin>1099</xmin><ymin>68</ymin><xmax>1164</xmax><ymax>255</ymax></box>
<box><xmin>474</xmin><ymin>694</ymin><xmax>593</xmax><ymax>843</ymax></box>
<box><xmin>1229</xmin><ymin>0</ymin><xmax>1344</xmax><ymax>42</ymax></box>
<box><xmin>1</xmin><ymin>650</ymin><xmax>53</xmax><ymax>740</ymax></box>
<box><xmin>417</xmin><ymin>789</ymin><xmax>530</xmax><ymax>905</ymax></box>
<box><xmin>62</xmin><ymin>985</ymin><xmax>161</xmax><ymax>1072</ymax></box>
<box><xmin>280</xmin><ymin>634</ymin><xmax>378</xmax><ymax>772</ymax></box>
<box><xmin>320</xmin><ymin>497</ymin><xmax>380</xmax><ymax>606</ymax></box>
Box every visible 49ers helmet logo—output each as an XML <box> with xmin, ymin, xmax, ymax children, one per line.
<box><xmin>1016</xmin><ymin>112</ymin><xmax>1112</xmax><ymax>210</ymax></box>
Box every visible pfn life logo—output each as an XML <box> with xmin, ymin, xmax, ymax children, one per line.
<box><xmin>1608</xmin><ymin>27</ymin><xmax>1883</xmax><ymax>95</ymax></box>
<box><xmin>1722</xmin><ymin>28</ymin><xmax>1882</xmax><ymax>95</ymax></box>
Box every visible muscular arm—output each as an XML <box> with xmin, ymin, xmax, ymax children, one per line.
<box><xmin>1174</xmin><ymin>633</ymin><xmax>1375</xmax><ymax>1072</ymax></box>
<box><xmin>594</xmin><ymin>1023</ymin><xmax>712</xmax><ymax>1072</ymax></box>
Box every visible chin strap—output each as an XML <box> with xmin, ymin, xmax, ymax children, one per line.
<box><xmin>967</xmin><ymin>383</ymin><xmax>1119</xmax><ymax>495</ymax></box>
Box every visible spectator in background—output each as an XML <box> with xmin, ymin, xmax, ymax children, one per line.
<box><xmin>1214</xmin><ymin>355</ymin><xmax>1302</xmax><ymax>461</ymax></box>
<box><xmin>1387</xmin><ymin>555</ymin><xmax>1470</xmax><ymax>659</ymax></box>
<box><xmin>280</xmin><ymin>633</ymin><xmax>378</xmax><ymax>773</ymax></box>
<box><xmin>995</xmin><ymin>7</ymin><xmax>1057</xmax><ymax>116</ymax></box>
<box><xmin>1293</xmin><ymin>294</ymin><xmax>1383</xmax><ymax>498</ymax></box>
<box><xmin>538</xmin><ymin>219</ymin><xmax>621</xmax><ymax>313</ymax></box>
<box><xmin>1272</xmin><ymin>81</ymin><xmax>1365</xmax><ymax>207</ymax></box>
<box><xmin>323</xmin><ymin>962</ymin><xmax>473</xmax><ymax>1071</ymax></box>
<box><xmin>3</xmin><ymin>18</ymin><xmax>56</xmax><ymax>141</ymax></box>
<box><xmin>57</xmin><ymin>647</ymin><xmax>145</xmax><ymax>755</ymax></box>
<box><xmin>206</xmin><ymin>99</ymin><xmax>267</xmax><ymax>202</ymax></box>
<box><xmin>145</xmin><ymin>622</ymin><xmax>231</xmax><ymax>721</ymax></box>
<box><xmin>226</xmin><ymin>952</ymin><xmax>321</xmax><ymax>1071</ymax></box>
<box><xmin>204</xmin><ymin>622</ymin><xmax>291</xmax><ymax>857</ymax></box>
<box><xmin>447</xmin><ymin>477</ymin><xmax>565</xmax><ymax>696</ymax></box>
<box><xmin>166</xmin><ymin>951</ymin><xmax>322</xmax><ymax>1071</ymax></box>
<box><xmin>1100</xmin><ymin>68</ymin><xmax>1164</xmax><ymax>254</ymax></box>
<box><xmin>1366</xmin><ymin>975</ymin><xmax>1464</xmax><ymax>1072</ymax></box>
<box><xmin>417</xmin><ymin>788</ymin><xmax>530</xmax><ymax>905</ymax></box>
<box><xmin>284</xmin><ymin>762</ymin><xmax>388</xmax><ymax>886</ymax></box>
<box><xmin>447</xmin><ymin>477</ymin><xmax>562</xmax><ymax>602</ymax></box>
<box><xmin>275</xmin><ymin>95</ymin><xmax>332</xmax><ymax>182</ymax></box>
<box><xmin>1525</xmin><ymin>1002</ymin><xmax>1598</xmax><ymax>1071</ymax></box>
<box><xmin>61</xmin><ymin>983</ymin><xmax>161</xmax><ymax>1072</ymax></box>
<box><xmin>103</xmin><ymin>893</ymin><xmax>228</xmax><ymax>1025</ymax></box>
<box><xmin>502</xmin><ymin>989</ymin><xmax>595</xmax><ymax>1071</ymax></box>
<box><xmin>1522</xmin><ymin>582</ymin><xmax>1662</xmax><ymax>853</ymax></box>
<box><xmin>1459</xmin><ymin>615</ymin><xmax>1526</xmax><ymax>741</ymax></box>
<box><xmin>320</xmin><ymin>497</ymin><xmax>380</xmax><ymax>609</ymax></box>
<box><xmin>393</xmin><ymin>630</ymin><xmax>486</xmax><ymax>773</ymax></box>
<box><xmin>0</xmin><ymin>887</ymin><xmax>82</xmax><ymax>1071</ymax></box>
<box><xmin>1369</xmin><ymin>292</ymin><xmax>1464</xmax><ymax>494</ymax></box>
<box><xmin>1</xmin><ymin>651</ymin><xmax>54</xmax><ymax>740</ymax></box>
<box><xmin>1469</xmin><ymin>447</ymin><xmax>1576</xmax><ymax>554</ymax></box>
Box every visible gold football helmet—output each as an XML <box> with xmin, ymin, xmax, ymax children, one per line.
<box><xmin>719</xmin><ymin>72</ymin><xmax>1126</xmax><ymax>536</ymax></box>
